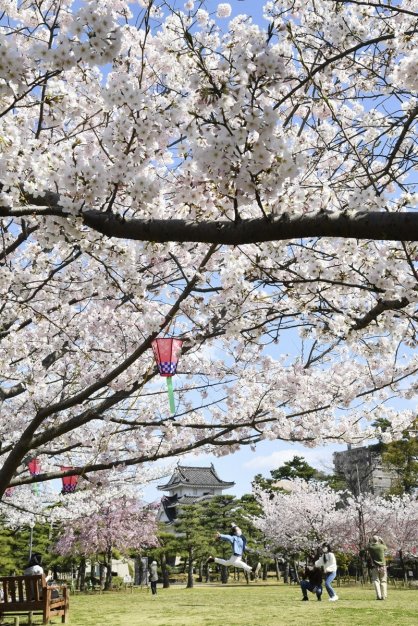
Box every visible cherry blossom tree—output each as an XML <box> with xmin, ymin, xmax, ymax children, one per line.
<box><xmin>54</xmin><ymin>490</ymin><xmax>158</xmax><ymax>590</ymax></box>
<box><xmin>254</xmin><ymin>479</ymin><xmax>418</xmax><ymax>557</ymax></box>
<box><xmin>343</xmin><ymin>492</ymin><xmax>418</xmax><ymax>555</ymax></box>
<box><xmin>1</xmin><ymin>1</ymin><xmax>418</xmax><ymax>509</ymax></box>
<box><xmin>253</xmin><ymin>478</ymin><xmax>348</xmax><ymax>555</ymax></box>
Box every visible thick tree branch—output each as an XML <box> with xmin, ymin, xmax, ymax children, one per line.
<box><xmin>352</xmin><ymin>297</ymin><xmax>410</xmax><ymax>331</ymax></box>
<box><xmin>82</xmin><ymin>210</ymin><xmax>418</xmax><ymax>244</ymax></box>
<box><xmin>4</xmin><ymin>192</ymin><xmax>418</xmax><ymax>244</ymax></box>
<box><xmin>0</xmin><ymin>224</ymin><xmax>39</xmax><ymax>262</ymax></box>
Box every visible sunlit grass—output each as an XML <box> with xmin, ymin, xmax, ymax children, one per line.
<box><xmin>2</xmin><ymin>583</ymin><xmax>417</xmax><ymax>626</ymax></box>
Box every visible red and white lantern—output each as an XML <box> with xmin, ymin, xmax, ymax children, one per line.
<box><xmin>61</xmin><ymin>466</ymin><xmax>79</xmax><ymax>493</ymax></box>
<box><xmin>151</xmin><ymin>338</ymin><xmax>183</xmax><ymax>377</ymax></box>
<box><xmin>151</xmin><ymin>338</ymin><xmax>184</xmax><ymax>415</ymax></box>
<box><xmin>28</xmin><ymin>458</ymin><xmax>41</xmax><ymax>476</ymax></box>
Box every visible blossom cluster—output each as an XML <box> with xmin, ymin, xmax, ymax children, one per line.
<box><xmin>0</xmin><ymin>0</ymin><xmax>418</xmax><ymax>516</ymax></box>
<box><xmin>254</xmin><ymin>479</ymin><xmax>418</xmax><ymax>556</ymax></box>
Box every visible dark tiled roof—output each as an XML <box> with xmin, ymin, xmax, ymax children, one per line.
<box><xmin>160</xmin><ymin>493</ymin><xmax>216</xmax><ymax>524</ymax></box>
<box><xmin>161</xmin><ymin>494</ymin><xmax>178</xmax><ymax>522</ymax></box>
<box><xmin>157</xmin><ymin>464</ymin><xmax>234</xmax><ymax>491</ymax></box>
<box><xmin>165</xmin><ymin>494</ymin><xmax>214</xmax><ymax>506</ymax></box>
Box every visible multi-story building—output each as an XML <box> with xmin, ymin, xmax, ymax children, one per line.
<box><xmin>333</xmin><ymin>445</ymin><xmax>396</xmax><ymax>495</ymax></box>
<box><xmin>157</xmin><ymin>464</ymin><xmax>235</xmax><ymax>523</ymax></box>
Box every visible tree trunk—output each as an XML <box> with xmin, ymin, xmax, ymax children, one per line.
<box><xmin>197</xmin><ymin>560</ymin><xmax>203</xmax><ymax>583</ymax></box>
<box><xmin>293</xmin><ymin>560</ymin><xmax>300</xmax><ymax>583</ymax></box>
<box><xmin>358</xmin><ymin>505</ymin><xmax>367</xmax><ymax>584</ymax></box>
<box><xmin>99</xmin><ymin>562</ymin><xmax>106</xmax><ymax>589</ymax></box>
<box><xmin>262</xmin><ymin>563</ymin><xmax>268</xmax><ymax>581</ymax></box>
<box><xmin>283</xmin><ymin>560</ymin><xmax>289</xmax><ymax>584</ymax></box>
<box><xmin>399</xmin><ymin>550</ymin><xmax>408</xmax><ymax>585</ymax></box>
<box><xmin>78</xmin><ymin>556</ymin><xmax>86</xmax><ymax>591</ymax></box>
<box><xmin>186</xmin><ymin>546</ymin><xmax>194</xmax><ymax>589</ymax></box>
<box><xmin>78</xmin><ymin>557</ymin><xmax>86</xmax><ymax>591</ymax></box>
<box><xmin>274</xmin><ymin>558</ymin><xmax>281</xmax><ymax>581</ymax></box>
<box><xmin>220</xmin><ymin>565</ymin><xmax>228</xmax><ymax>584</ymax></box>
<box><xmin>359</xmin><ymin>554</ymin><xmax>366</xmax><ymax>584</ymax></box>
<box><xmin>161</xmin><ymin>552</ymin><xmax>170</xmax><ymax>589</ymax></box>
<box><xmin>134</xmin><ymin>557</ymin><xmax>141</xmax><ymax>585</ymax></box>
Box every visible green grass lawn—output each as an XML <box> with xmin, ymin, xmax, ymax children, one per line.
<box><xmin>2</xmin><ymin>583</ymin><xmax>417</xmax><ymax>626</ymax></box>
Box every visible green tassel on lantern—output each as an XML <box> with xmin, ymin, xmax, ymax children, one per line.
<box><xmin>166</xmin><ymin>376</ymin><xmax>176</xmax><ymax>415</ymax></box>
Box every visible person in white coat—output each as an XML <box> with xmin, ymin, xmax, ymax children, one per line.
<box><xmin>315</xmin><ymin>543</ymin><xmax>338</xmax><ymax>601</ymax></box>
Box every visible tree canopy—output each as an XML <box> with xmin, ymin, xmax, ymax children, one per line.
<box><xmin>254</xmin><ymin>477</ymin><xmax>418</xmax><ymax>557</ymax></box>
<box><xmin>1</xmin><ymin>1</ymin><xmax>418</xmax><ymax>516</ymax></box>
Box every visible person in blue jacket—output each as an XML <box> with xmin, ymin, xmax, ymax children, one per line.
<box><xmin>207</xmin><ymin>524</ymin><xmax>253</xmax><ymax>573</ymax></box>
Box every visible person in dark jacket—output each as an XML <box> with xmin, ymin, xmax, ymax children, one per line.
<box><xmin>300</xmin><ymin>562</ymin><xmax>323</xmax><ymax>601</ymax></box>
<box><xmin>367</xmin><ymin>535</ymin><xmax>388</xmax><ymax>600</ymax></box>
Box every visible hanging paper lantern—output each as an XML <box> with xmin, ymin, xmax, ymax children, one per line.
<box><xmin>151</xmin><ymin>338</ymin><xmax>183</xmax><ymax>376</ymax></box>
<box><xmin>151</xmin><ymin>338</ymin><xmax>183</xmax><ymax>415</ymax></box>
<box><xmin>28</xmin><ymin>458</ymin><xmax>41</xmax><ymax>476</ymax></box>
<box><xmin>61</xmin><ymin>466</ymin><xmax>79</xmax><ymax>493</ymax></box>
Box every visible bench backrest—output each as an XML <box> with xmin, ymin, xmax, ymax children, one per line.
<box><xmin>0</xmin><ymin>575</ymin><xmax>46</xmax><ymax>604</ymax></box>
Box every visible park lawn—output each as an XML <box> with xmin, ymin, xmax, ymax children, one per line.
<box><xmin>2</xmin><ymin>584</ymin><xmax>417</xmax><ymax>626</ymax></box>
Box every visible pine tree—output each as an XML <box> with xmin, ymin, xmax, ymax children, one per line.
<box><xmin>252</xmin><ymin>455</ymin><xmax>332</xmax><ymax>493</ymax></box>
<box><xmin>382</xmin><ymin>421</ymin><xmax>418</xmax><ymax>495</ymax></box>
<box><xmin>172</xmin><ymin>504</ymin><xmax>212</xmax><ymax>588</ymax></box>
<box><xmin>373</xmin><ymin>418</ymin><xmax>418</xmax><ymax>494</ymax></box>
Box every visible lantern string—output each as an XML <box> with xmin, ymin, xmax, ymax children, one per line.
<box><xmin>166</xmin><ymin>376</ymin><xmax>176</xmax><ymax>416</ymax></box>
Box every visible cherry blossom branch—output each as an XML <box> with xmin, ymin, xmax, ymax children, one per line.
<box><xmin>82</xmin><ymin>210</ymin><xmax>418</xmax><ymax>244</ymax></box>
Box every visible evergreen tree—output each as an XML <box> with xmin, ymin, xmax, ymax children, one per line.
<box><xmin>172</xmin><ymin>504</ymin><xmax>212</xmax><ymax>588</ymax></box>
<box><xmin>374</xmin><ymin>418</ymin><xmax>418</xmax><ymax>494</ymax></box>
<box><xmin>0</xmin><ymin>524</ymin><xmax>20</xmax><ymax>574</ymax></box>
<box><xmin>253</xmin><ymin>455</ymin><xmax>332</xmax><ymax>493</ymax></box>
<box><xmin>271</xmin><ymin>456</ymin><xmax>326</xmax><ymax>481</ymax></box>
<box><xmin>382</xmin><ymin>422</ymin><xmax>418</xmax><ymax>495</ymax></box>
<box><xmin>0</xmin><ymin>519</ymin><xmax>58</xmax><ymax>576</ymax></box>
<box><xmin>147</xmin><ymin>526</ymin><xmax>179</xmax><ymax>588</ymax></box>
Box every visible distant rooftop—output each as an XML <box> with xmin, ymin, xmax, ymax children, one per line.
<box><xmin>157</xmin><ymin>464</ymin><xmax>235</xmax><ymax>491</ymax></box>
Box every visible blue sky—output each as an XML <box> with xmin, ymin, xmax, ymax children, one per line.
<box><xmin>206</xmin><ymin>0</ymin><xmax>267</xmax><ymax>21</ymax></box>
<box><xmin>141</xmin><ymin>439</ymin><xmax>348</xmax><ymax>502</ymax></box>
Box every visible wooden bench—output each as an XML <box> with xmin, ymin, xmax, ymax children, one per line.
<box><xmin>0</xmin><ymin>574</ymin><xmax>69</xmax><ymax>625</ymax></box>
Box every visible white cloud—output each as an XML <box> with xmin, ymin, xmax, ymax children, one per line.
<box><xmin>243</xmin><ymin>447</ymin><xmax>338</xmax><ymax>474</ymax></box>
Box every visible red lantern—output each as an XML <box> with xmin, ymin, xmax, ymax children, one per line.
<box><xmin>151</xmin><ymin>338</ymin><xmax>183</xmax><ymax>377</ymax></box>
<box><xmin>151</xmin><ymin>338</ymin><xmax>183</xmax><ymax>415</ymax></box>
<box><xmin>28</xmin><ymin>458</ymin><xmax>41</xmax><ymax>476</ymax></box>
<box><xmin>61</xmin><ymin>466</ymin><xmax>78</xmax><ymax>493</ymax></box>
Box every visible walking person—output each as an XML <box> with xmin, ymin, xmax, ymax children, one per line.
<box><xmin>367</xmin><ymin>535</ymin><xmax>388</xmax><ymax>600</ymax></box>
<box><xmin>315</xmin><ymin>543</ymin><xmax>338</xmax><ymax>601</ymax></box>
<box><xmin>149</xmin><ymin>560</ymin><xmax>158</xmax><ymax>596</ymax></box>
<box><xmin>207</xmin><ymin>524</ymin><xmax>253</xmax><ymax>574</ymax></box>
